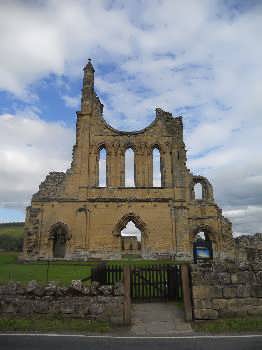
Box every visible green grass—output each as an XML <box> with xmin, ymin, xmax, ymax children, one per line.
<box><xmin>0</xmin><ymin>223</ymin><xmax>24</xmax><ymax>238</ymax></box>
<box><xmin>0</xmin><ymin>316</ymin><xmax>110</xmax><ymax>333</ymax></box>
<box><xmin>193</xmin><ymin>316</ymin><xmax>262</xmax><ymax>333</ymax></box>
<box><xmin>0</xmin><ymin>252</ymin><xmax>176</xmax><ymax>285</ymax></box>
<box><xmin>0</xmin><ymin>252</ymin><xmax>94</xmax><ymax>284</ymax></box>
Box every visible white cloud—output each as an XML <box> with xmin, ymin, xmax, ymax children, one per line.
<box><xmin>0</xmin><ymin>1</ymin><xmax>261</xmax><ymax>234</ymax></box>
<box><xmin>62</xmin><ymin>94</ymin><xmax>80</xmax><ymax>109</ymax></box>
<box><xmin>0</xmin><ymin>110</ymin><xmax>74</xmax><ymax>210</ymax></box>
<box><xmin>224</xmin><ymin>206</ymin><xmax>262</xmax><ymax>234</ymax></box>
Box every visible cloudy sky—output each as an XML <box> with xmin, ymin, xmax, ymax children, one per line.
<box><xmin>0</xmin><ymin>0</ymin><xmax>261</xmax><ymax>236</ymax></box>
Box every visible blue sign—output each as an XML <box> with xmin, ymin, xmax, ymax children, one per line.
<box><xmin>193</xmin><ymin>240</ymin><xmax>213</xmax><ymax>263</ymax></box>
<box><xmin>196</xmin><ymin>246</ymin><xmax>211</xmax><ymax>259</ymax></box>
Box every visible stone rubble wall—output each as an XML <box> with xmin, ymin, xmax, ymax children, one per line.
<box><xmin>191</xmin><ymin>262</ymin><xmax>262</xmax><ymax>320</ymax></box>
<box><xmin>0</xmin><ymin>280</ymin><xmax>124</xmax><ymax>325</ymax></box>
<box><xmin>235</xmin><ymin>233</ymin><xmax>262</xmax><ymax>262</ymax></box>
<box><xmin>32</xmin><ymin>172</ymin><xmax>66</xmax><ymax>200</ymax></box>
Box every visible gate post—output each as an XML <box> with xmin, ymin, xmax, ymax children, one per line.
<box><xmin>181</xmin><ymin>264</ymin><xmax>193</xmax><ymax>321</ymax></box>
<box><xmin>123</xmin><ymin>265</ymin><xmax>131</xmax><ymax>325</ymax></box>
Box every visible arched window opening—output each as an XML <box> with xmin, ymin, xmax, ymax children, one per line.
<box><xmin>194</xmin><ymin>183</ymin><xmax>203</xmax><ymax>200</ymax></box>
<box><xmin>125</xmin><ymin>148</ymin><xmax>135</xmax><ymax>187</ymax></box>
<box><xmin>98</xmin><ymin>147</ymin><xmax>107</xmax><ymax>187</ymax></box>
<box><xmin>121</xmin><ymin>220</ymin><xmax>141</xmax><ymax>241</ymax></box>
<box><xmin>153</xmin><ymin>148</ymin><xmax>161</xmax><ymax>187</ymax></box>
<box><xmin>121</xmin><ymin>220</ymin><xmax>141</xmax><ymax>252</ymax></box>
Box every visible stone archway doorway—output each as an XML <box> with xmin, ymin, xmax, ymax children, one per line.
<box><xmin>121</xmin><ymin>220</ymin><xmax>142</xmax><ymax>255</ymax></box>
<box><xmin>113</xmin><ymin>213</ymin><xmax>147</xmax><ymax>257</ymax></box>
<box><xmin>192</xmin><ymin>227</ymin><xmax>214</xmax><ymax>262</ymax></box>
<box><xmin>49</xmin><ymin>223</ymin><xmax>70</xmax><ymax>258</ymax></box>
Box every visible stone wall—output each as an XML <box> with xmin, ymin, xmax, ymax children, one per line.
<box><xmin>191</xmin><ymin>262</ymin><xmax>262</xmax><ymax>320</ymax></box>
<box><xmin>235</xmin><ymin>233</ymin><xmax>262</xmax><ymax>262</ymax></box>
<box><xmin>0</xmin><ymin>280</ymin><xmax>124</xmax><ymax>325</ymax></box>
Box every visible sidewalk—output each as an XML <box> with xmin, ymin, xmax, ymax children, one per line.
<box><xmin>129</xmin><ymin>302</ymin><xmax>193</xmax><ymax>336</ymax></box>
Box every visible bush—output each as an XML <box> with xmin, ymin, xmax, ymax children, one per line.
<box><xmin>0</xmin><ymin>234</ymin><xmax>23</xmax><ymax>252</ymax></box>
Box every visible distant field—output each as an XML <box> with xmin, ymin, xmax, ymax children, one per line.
<box><xmin>0</xmin><ymin>222</ymin><xmax>24</xmax><ymax>238</ymax></box>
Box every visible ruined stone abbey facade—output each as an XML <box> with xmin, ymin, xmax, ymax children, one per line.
<box><xmin>22</xmin><ymin>60</ymin><xmax>234</xmax><ymax>261</ymax></box>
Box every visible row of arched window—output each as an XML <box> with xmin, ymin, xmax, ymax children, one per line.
<box><xmin>98</xmin><ymin>147</ymin><xmax>162</xmax><ymax>187</ymax></box>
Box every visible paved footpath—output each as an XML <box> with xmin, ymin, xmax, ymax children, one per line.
<box><xmin>1</xmin><ymin>334</ymin><xmax>262</xmax><ymax>350</ymax></box>
<box><xmin>129</xmin><ymin>302</ymin><xmax>193</xmax><ymax>335</ymax></box>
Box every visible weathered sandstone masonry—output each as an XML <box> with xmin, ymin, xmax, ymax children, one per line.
<box><xmin>191</xmin><ymin>259</ymin><xmax>262</xmax><ymax>320</ymax></box>
<box><xmin>235</xmin><ymin>233</ymin><xmax>262</xmax><ymax>263</ymax></box>
<box><xmin>0</xmin><ymin>280</ymin><xmax>124</xmax><ymax>325</ymax></box>
<box><xmin>22</xmin><ymin>59</ymin><xmax>234</xmax><ymax>261</ymax></box>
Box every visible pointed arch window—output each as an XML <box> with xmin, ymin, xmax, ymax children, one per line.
<box><xmin>152</xmin><ymin>147</ymin><xmax>162</xmax><ymax>187</ymax></box>
<box><xmin>121</xmin><ymin>220</ymin><xmax>142</xmax><ymax>241</ymax></box>
<box><xmin>125</xmin><ymin>148</ymin><xmax>135</xmax><ymax>187</ymax></box>
<box><xmin>98</xmin><ymin>147</ymin><xmax>107</xmax><ymax>187</ymax></box>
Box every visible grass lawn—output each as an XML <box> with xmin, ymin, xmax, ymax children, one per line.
<box><xmin>0</xmin><ymin>252</ymin><xmax>95</xmax><ymax>284</ymax></box>
<box><xmin>0</xmin><ymin>316</ymin><xmax>110</xmax><ymax>333</ymax></box>
<box><xmin>0</xmin><ymin>252</ymin><xmax>176</xmax><ymax>285</ymax></box>
<box><xmin>0</xmin><ymin>223</ymin><xmax>24</xmax><ymax>238</ymax></box>
<box><xmin>193</xmin><ymin>316</ymin><xmax>262</xmax><ymax>333</ymax></box>
<box><xmin>0</xmin><ymin>222</ymin><xmax>179</xmax><ymax>284</ymax></box>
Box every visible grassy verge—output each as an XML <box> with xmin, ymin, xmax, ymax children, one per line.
<box><xmin>0</xmin><ymin>316</ymin><xmax>110</xmax><ymax>333</ymax></box>
<box><xmin>192</xmin><ymin>316</ymin><xmax>262</xmax><ymax>333</ymax></box>
<box><xmin>0</xmin><ymin>252</ymin><xmax>177</xmax><ymax>284</ymax></box>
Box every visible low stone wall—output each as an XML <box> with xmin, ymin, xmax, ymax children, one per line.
<box><xmin>191</xmin><ymin>262</ymin><xmax>262</xmax><ymax>320</ymax></box>
<box><xmin>0</xmin><ymin>280</ymin><xmax>124</xmax><ymax>325</ymax></box>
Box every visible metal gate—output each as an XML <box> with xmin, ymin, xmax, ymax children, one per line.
<box><xmin>90</xmin><ymin>263</ymin><xmax>182</xmax><ymax>302</ymax></box>
<box><xmin>130</xmin><ymin>264</ymin><xmax>182</xmax><ymax>301</ymax></box>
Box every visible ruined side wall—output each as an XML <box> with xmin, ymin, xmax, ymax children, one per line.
<box><xmin>0</xmin><ymin>280</ymin><xmax>124</xmax><ymax>325</ymax></box>
<box><xmin>191</xmin><ymin>262</ymin><xmax>262</xmax><ymax>320</ymax></box>
<box><xmin>235</xmin><ymin>233</ymin><xmax>262</xmax><ymax>262</ymax></box>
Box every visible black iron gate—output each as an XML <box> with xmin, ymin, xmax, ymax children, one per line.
<box><xmin>131</xmin><ymin>264</ymin><xmax>181</xmax><ymax>301</ymax></box>
<box><xmin>90</xmin><ymin>263</ymin><xmax>182</xmax><ymax>302</ymax></box>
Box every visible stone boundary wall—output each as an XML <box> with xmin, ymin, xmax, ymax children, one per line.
<box><xmin>0</xmin><ymin>280</ymin><xmax>124</xmax><ymax>325</ymax></box>
<box><xmin>191</xmin><ymin>262</ymin><xmax>262</xmax><ymax>320</ymax></box>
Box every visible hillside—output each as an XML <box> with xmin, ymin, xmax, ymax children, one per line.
<box><xmin>0</xmin><ymin>222</ymin><xmax>24</xmax><ymax>238</ymax></box>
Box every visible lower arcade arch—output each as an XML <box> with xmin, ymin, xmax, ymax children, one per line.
<box><xmin>48</xmin><ymin>222</ymin><xmax>71</xmax><ymax>258</ymax></box>
<box><xmin>113</xmin><ymin>213</ymin><xmax>147</xmax><ymax>255</ymax></box>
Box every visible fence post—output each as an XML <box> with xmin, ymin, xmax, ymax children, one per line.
<box><xmin>181</xmin><ymin>264</ymin><xmax>193</xmax><ymax>321</ymax></box>
<box><xmin>46</xmin><ymin>260</ymin><xmax>50</xmax><ymax>283</ymax></box>
<box><xmin>123</xmin><ymin>265</ymin><xmax>131</xmax><ymax>326</ymax></box>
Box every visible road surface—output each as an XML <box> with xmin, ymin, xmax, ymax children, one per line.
<box><xmin>1</xmin><ymin>334</ymin><xmax>262</xmax><ymax>350</ymax></box>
